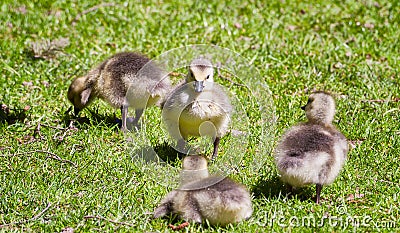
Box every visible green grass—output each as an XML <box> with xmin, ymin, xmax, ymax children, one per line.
<box><xmin>1</xmin><ymin>0</ymin><xmax>399</xmax><ymax>232</ymax></box>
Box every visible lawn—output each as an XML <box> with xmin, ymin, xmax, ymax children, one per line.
<box><xmin>1</xmin><ymin>0</ymin><xmax>399</xmax><ymax>232</ymax></box>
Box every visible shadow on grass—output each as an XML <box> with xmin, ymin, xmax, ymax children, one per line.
<box><xmin>154</xmin><ymin>142</ymin><xmax>185</xmax><ymax>164</ymax></box>
<box><xmin>252</xmin><ymin>174</ymin><xmax>316</xmax><ymax>203</ymax></box>
<box><xmin>0</xmin><ymin>103</ymin><xmax>29</xmax><ymax>125</ymax></box>
<box><xmin>252</xmin><ymin>175</ymin><xmax>285</xmax><ymax>199</ymax></box>
<box><xmin>152</xmin><ymin>214</ymin><xmax>231</xmax><ymax>231</ymax></box>
<box><xmin>61</xmin><ymin>107</ymin><xmax>120</xmax><ymax>130</ymax></box>
<box><xmin>128</xmin><ymin>142</ymin><xmax>185</xmax><ymax>169</ymax></box>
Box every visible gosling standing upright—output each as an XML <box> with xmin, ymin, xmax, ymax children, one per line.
<box><xmin>153</xmin><ymin>155</ymin><xmax>253</xmax><ymax>226</ymax></box>
<box><xmin>67</xmin><ymin>52</ymin><xmax>171</xmax><ymax>131</ymax></box>
<box><xmin>274</xmin><ymin>91</ymin><xmax>348</xmax><ymax>204</ymax></box>
<box><xmin>162</xmin><ymin>58</ymin><xmax>232</xmax><ymax>159</ymax></box>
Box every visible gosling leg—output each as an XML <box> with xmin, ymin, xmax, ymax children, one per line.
<box><xmin>316</xmin><ymin>183</ymin><xmax>323</xmax><ymax>204</ymax></box>
<box><xmin>287</xmin><ymin>184</ymin><xmax>294</xmax><ymax>194</ymax></box>
<box><xmin>211</xmin><ymin>137</ymin><xmax>221</xmax><ymax>160</ymax></box>
<box><xmin>120</xmin><ymin>105</ymin><xmax>128</xmax><ymax>132</ymax></box>
<box><xmin>133</xmin><ymin>109</ymin><xmax>144</xmax><ymax>125</ymax></box>
<box><xmin>73</xmin><ymin>107</ymin><xmax>80</xmax><ymax>116</ymax></box>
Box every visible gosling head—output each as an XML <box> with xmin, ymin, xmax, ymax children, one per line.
<box><xmin>182</xmin><ymin>155</ymin><xmax>208</xmax><ymax>171</ymax></box>
<box><xmin>67</xmin><ymin>76</ymin><xmax>94</xmax><ymax>115</ymax></box>
<box><xmin>180</xmin><ymin>155</ymin><xmax>209</xmax><ymax>185</ymax></box>
<box><xmin>186</xmin><ymin>58</ymin><xmax>214</xmax><ymax>93</ymax></box>
<box><xmin>301</xmin><ymin>91</ymin><xmax>336</xmax><ymax>125</ymax></box>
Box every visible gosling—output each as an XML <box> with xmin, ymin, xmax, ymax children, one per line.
<box><xmin>67</xmin><ymin>52</ymin><xmax>171</xmax><ymax>131</ymax></box>
<box><xmin>274</xmin><ymin>91</ymin><xmax>348</xmax><ymax>204</ymax></box>
<box><xmin>153</xmin><ymin>155</ymin><xmax>252</xmax><ymax>226</ymax></box>
<box><xmin>162</xmin><ymin>58</ymin><xmax>232</xmax><ymax>159</ymax></box>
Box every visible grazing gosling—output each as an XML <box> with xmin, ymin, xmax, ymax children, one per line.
<box><xmin>67</xmin><ymin>52</ymin><xmax>171</xmax><ymax>130</ymax></box>
<box><xmin>162</xmin><ymin>58</ymin><xmax>232</xmax><ymax>159</ymax></box>
<box><xmin>274</xmin><ymin>91</ymin><xmax>348</xmax><ymax>204</ymax></box>
<box><xmin>153</xmin><ymin>155</ymin><xmax>253</xmax><ymax>226</ymax></box>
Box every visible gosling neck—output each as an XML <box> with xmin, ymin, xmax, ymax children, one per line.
<box><xmin>180</xmin><ymin>168</ymin><xmax>209</xmax><ymax>186</ymax></box>
<box><xmin>306</xmin><ymin>118</ymin><xmax>333</xmax><ymax>128</ymax></box>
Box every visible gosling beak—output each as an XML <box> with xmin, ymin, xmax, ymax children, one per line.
<box><xmin>194</xmin><ymin>81</ymin><xmax>204</xmax><ymax>93</ymax></box>
<box><xmin>301</xmin><ymin>105</ymin><xmax>306</xmax><ymax>111</ymax></box>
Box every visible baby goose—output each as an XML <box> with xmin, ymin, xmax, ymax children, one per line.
<box><xmin>162</xmin><ymin>58</ymin><xmax>232</xmax><ymax>159</ymax></box>
<box><xmin>274</xmin><ymin>91</ymin><xmax>348</xmax><ymax>204</ymax></box>
<box><xmin>67</xmin><ymin>52</ymin><xmax>171</xmax><ymax>130</ymax></box>
<box><xmin>153</xmin><ymin>155</ymin><xmax>253</xmax><ymax>226</ymax></box>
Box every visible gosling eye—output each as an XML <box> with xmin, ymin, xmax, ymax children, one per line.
<box><xmin>206</xmin><ymin>75</ymin><xmax>210</xmax><ymax>80</ymax></box>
